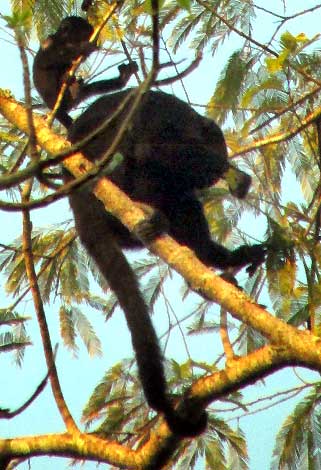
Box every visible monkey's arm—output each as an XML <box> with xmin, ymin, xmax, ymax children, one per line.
<box><xmin>160</xmin><ymin>193</ymin><xmax>266</xmax><ymax>275</ymax></box>
<box><xmin>74</xmin><ymin>62</ymin><xmax>138</xmax><ymax>105</ymax></box>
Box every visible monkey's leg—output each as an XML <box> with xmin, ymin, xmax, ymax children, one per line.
<box><xmin>161</xmin><ymin>193</ymin><xmax>265</xmax><ymax>273</ymax></box>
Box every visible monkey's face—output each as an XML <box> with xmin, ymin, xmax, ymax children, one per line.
<box><xmin>223</xmin><ymin>165</ymin><xmax>252</xmax><ymax>199</ymax></box>
<box><xmin>55</xmin><ymin>16</ymin><xmax>94</xmax><ymax>45</ymax></box>
<box><xmin>201</xmin><ymin>118</ymin><xmax>252</xmax><ymax>198</ymax></box>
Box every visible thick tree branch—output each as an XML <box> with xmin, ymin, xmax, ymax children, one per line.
<box><xmin>2</xmin><ymin>92</ymin><xmax>321</xmax><ymax>466</ymax></box>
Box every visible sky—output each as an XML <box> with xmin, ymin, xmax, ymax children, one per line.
<box><xmin>0</xmin><ymin>1</ymin><xmax>321</xmax><ymax>469</ymax></box>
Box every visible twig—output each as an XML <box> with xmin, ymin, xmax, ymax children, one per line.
<box><xmin>151</xmin><ymin>0</ymin><xmax>160</xmax><ymax>73</ymax></box>
<box><xmin>21</xmin><ymin>183</ymin><xmax>78</xmax><ymax>433</ymax></box>
<box><xmin>230</xmin><ymin>105</ymin><xmax>321</xmax><ymax>158</ymax></box>
<box><xmin>196</xmin><ymin>0</ymin><xmax>321</xmax><ymax>88</ymax></box>
<box><xmin>15</xmin><ymin>27</ymin><xmax>37</xmax><ymax>160</ymax></box>
<box><xmin>154</xmin><ymin>52</ymin><xmax>202</xmax><ymax>87</ymax></box>
<box><xmin>0</xmin><ymin>350</ymin><xmax>57</xmax><ymax>419</ymax></box>
<box><xmin>219</xmin><ymin>309</ymin><xmax>235</xmax><ymax>361</ymax></box>
<box><xmin>250</xmin><ymin>85</ymin><xmax>321</xmax><ymax>134</ymax></box>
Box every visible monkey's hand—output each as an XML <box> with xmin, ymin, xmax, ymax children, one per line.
<box><xmin>77</xmin><ymin>40</ymin><xmax>97</xmax><ymax>57</ymax></box>
<box><xmin>118</xmin><ymin>61</ymin><xmax>138</xmax><ymax>83</ymax></box>
<box><xmin>232</xmin><ymin>244</ymin><xmax>266</xmax><ymax>277</ymax></box>
<box><xmin>134</xmin><ymin>206</ymin><xmax>168</xmax><ymax>245</ymax></box>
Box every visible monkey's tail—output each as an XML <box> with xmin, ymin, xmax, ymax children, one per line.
<box><xmin>88</xmin><ymin>235</ymin><xmax>207</xmax><ymax>437</ymax></box>
<box><xmin>70</xmin><ymin>193</ymin><xmax>207</xmax><ymax>436</ymax></box>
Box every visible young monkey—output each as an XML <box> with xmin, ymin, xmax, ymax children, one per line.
<box><xmin>33</xmin><ymin>16</ymin><xmax>137</xmax><ymax>128</ymax></box>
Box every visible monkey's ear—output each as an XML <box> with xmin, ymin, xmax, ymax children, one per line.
<box><xmin>41</xmin><ymin>37</ymin><xmax>53</xmax><ymax>50</ymax></box>
<box><xmin>223</xmin><ymin>165</ymin><xmax>252</xmax><ymax>199</ymax></box>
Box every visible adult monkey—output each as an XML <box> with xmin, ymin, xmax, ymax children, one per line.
<box><xmin>33</xmin><ymin>16</ymin><xmax>138</xmax><ymax>128</ymax></box>
<box><xmin>33</xmin><ymin>14</ymin><xmax>210</xmax><ymax>436</ymax></box>
<box><xmin>66</xmin><ymin>90</ymin><xmax>266</xmax><ymax>434</ymax></box>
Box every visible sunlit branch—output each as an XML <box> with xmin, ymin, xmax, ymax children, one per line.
<box><xmin>219</xmin><ymin>309</ymin><xmax>235</xmax><ymax>361</ymax></box>
<box><xmin>230</xmin><ymin>105</ymin><xmax>321</xmax><ymax>158</ymax></box>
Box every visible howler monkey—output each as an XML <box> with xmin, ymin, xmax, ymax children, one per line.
<box><xmin>33</xmin><ymin>16</ymin><xmax>137</xmax><ymax>128</ymax></box>
<box><xmin>68</xmin><ymin>89</ymin><xmax>265</xmax><ymax>272</ymax></box>
<box><xmin>33</xmin><ymin>16</ymin><xmax>265</xmax><ymax>437</ymax></box>
<box><xmin>33</xmin><ymin>16</ymin><xmax>209</xmax><ymax>436</ymax></box>
<box><xmin>66</xmin><ymin>89</ymin><xmax>265</xmax><ymax>434</ymax></box>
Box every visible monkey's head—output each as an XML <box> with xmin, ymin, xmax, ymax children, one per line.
<box><xmin>201</xmin><ymin>118</ymin><xmax>252</xmax><ymax>198</ymax></box>
<box><xmin>223</xmin><ymin>165</ymin><xmax>252</xmax><ymax>199</ymax></box>
<box><xmin>57</xmin><ymin>16</ymin><xmax>93</xmax><ymax>39</ymax></box>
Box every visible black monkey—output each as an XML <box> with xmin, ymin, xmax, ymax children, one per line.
<box><xmin>68</xmin><ymin>89</ymin><xmax>265</xmax><ymax>271</ymax></box>
<box><xmin>66</xmin><ymin>89</ymin><xmax>265</xmax><ymax>434</ymax></box>
<box><xmin>33</xmin><ymin>16</ymin><xmax>208</xmax><ymax>436</ymax></box>
<box><xmin>33</xmin><ymin>16</ymin><xmax>137</xmax><ymax>128</ymax></box>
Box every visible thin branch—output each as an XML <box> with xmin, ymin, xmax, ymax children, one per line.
<box><xmin>230</xmin><ymin>105</ymin><xmax>321</xmax><ymax>158</ymax></box>
<box><xmin>151</xmin><ymin>0</ymin><xmax>160</xmax><ymax>72</ymax></box>
<box><xmin>0</xmin><ymin>362</ymin><xmax>54</xmax><ymax>419</ymax></box>
<box><xmin>196</xmin><ymin>0</ymin><xmax>278</xmax><ymax>57</ymax></box>
<box><xmin>212</xmin><ymin>382</ymin><xmax>313</xmax><ymax>414</ymax></box>
<box><xmin>230</xmin><ymin>385</ymin><xmax>307</xmax><ymax>421</ymax></box>
<box><xmin>21</xmin><ymin>183</ymin><xmax>78</xmax><ymax>433</ymax></box>
<box><xmin>197</xmin><ymin>0</ymin><xmax>321</xmax><ymax>88</ymax></box>
<box><xmin>250</xmin><ymin>85</ymin><xmax>321</xmax><ymax>134</ymax></box>
<box><xmin>15</xmin><ymin>28</ymin><xmax>37</xmax><ymax>158</ymax></box>
<box><xmin>219</xmin><ymin>309</ymin><xmax>235</xmax><ymax>361</ymax></box>
<box><xmin>0</xmin><ymin>242</ymin><xmax>53</xmax><ymax>260</ymax></box>
<box><xmin>154</xmin><ymin>52</ymin><xmax>202</xmax><ymax>87</ymax></box>
<box><xmin>0</xmin><ymin>341</ymin><xmax>32</xmax><ymax>353</ymax></box>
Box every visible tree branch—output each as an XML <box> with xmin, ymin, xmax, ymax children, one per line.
<box><xmin>21</xmin><ymin>184</ymin><xmax>78</xmax><ymax>433</ymax></box>
<box><xmin>2</xmin><ymin>92</ymin><xmax>321</xmax><ymax>466</ymax></box>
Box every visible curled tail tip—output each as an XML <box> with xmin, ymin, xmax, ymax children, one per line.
<box><xmin>163</xmin><ymin>403</ymin><xmax>208</xmax><ymax>438</ymax></box>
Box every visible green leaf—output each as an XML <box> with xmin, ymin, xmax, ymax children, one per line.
<box><xmin>272</xmin><ymin>384</ymin><xmax>321</xmax><ymax>470</ymax></box>
<box><xmin>265</xmin><ymin>50</ymin><xmax>289</xmax><ymax>73</ymax></box>
<box><xmin>280</xmin><ymin>31</ymin><xmax>309</xmax><ymax>52</ymax></box>
<box><xmin>207</xmin><ymin>50</ymin><xmax>249</xmax><ymax>124</ymax></box>
<box><xmin>59</xmin><ymin>305</ymin><xmax>77</xmax><ymax>354</ymax></box>
<box><xmin>74</xmin><ymin>308</ymin><xmax>102</xmax><ymax>358</ymax></box>
<box><xmin>177</xmin><ymin>0</ymin><xmax>191</xmax><ymax>11</ymax></box>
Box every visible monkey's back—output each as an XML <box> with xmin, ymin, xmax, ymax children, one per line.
<box><xmin>68</xmin><ymin>88</ymin><xmax>229</xmax><ymax>193</ymax></box>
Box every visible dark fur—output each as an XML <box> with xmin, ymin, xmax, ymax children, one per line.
<box><xmin>81</xmin><ymin>0</ymin><xmax>93</xmax><ymax>10</ymax></box>
<box><xmin>33</xmin><ymin>16</ymin><xmax>137</xmax><ymax>128</ymax></box>
<box><xmin>33</xmin><ymin>17</ymin><xmax>208</xmax><ymax>436</ymax></box>
<box><xmin>68</xmin><ymin>89</ymin><xmax>264</xmax><ymax>270</ymax></box>
<box><xmin>66</xmin><ymin>89</ymin><xmax>265</xmax><ymax>434</ymax></box>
